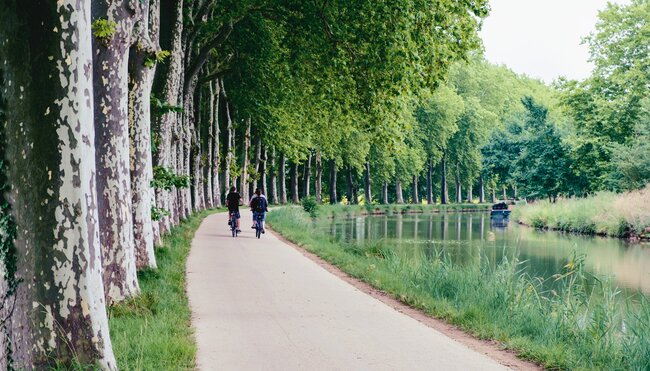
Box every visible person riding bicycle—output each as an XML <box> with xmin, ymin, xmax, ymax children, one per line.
<box><xmin>249</xmin><ymin>188</ymin><xmax>268</xmax><ymax>233</ymax></box>
<box><xmin>225</xmin><ymin>186</ymin><xmax>243</xmax><ymax>232</ymax></box>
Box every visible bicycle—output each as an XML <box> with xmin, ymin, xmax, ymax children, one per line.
<box><xmin>229</xmin><ymin>212</ymin><xmax>239</xmax><ymax>237</ymax></box>
<box><xmin>254</xmin><ymin>212</ymin><xmax>264</xmax><ymax>239</ymax></box>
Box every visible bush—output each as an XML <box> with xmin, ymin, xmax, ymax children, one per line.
<box><xmin>301</xmin><ymin>196</ymin><xmax>319</xmax><ymax>218</ymax></box>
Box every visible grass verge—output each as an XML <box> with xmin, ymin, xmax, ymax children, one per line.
<box><xmin>512</xmin><ymin>186</ymin><xmax>650</xmax><ymax>238</ymax></box>
<box><xmin>268</xmin><ymin>206</ymin><xmax>650</xmax><ymax>370</ymax></box>
<box><xmin>108</xmin><ymin>209</ymin><xmax>219</xmax><ymax>370</ymax></box>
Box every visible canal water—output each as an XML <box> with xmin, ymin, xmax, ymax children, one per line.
<box><xmin>321</xmin><ymin>212</ymin><xmax>650</xmax><ymax>296</ymax></box>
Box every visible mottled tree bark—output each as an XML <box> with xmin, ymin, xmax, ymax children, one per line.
<box><xmin>279</xmin><ymin>153</ymin><xmax>287</xmax><ymax>204</ymax></box>
<box><xmin>364</xmin><ymin>161</ymin><xmax>372</xmax><ymax>204</ymax></box>
<box><xmin>412</xmin><ymin>175</ymin><xmax>419</xmax><ymax>204</ymax></box>
<box><xmin>503</xmin><ymin>186</ymin><xmax>507</xmax><ymax>202</ymax></box>
<box><xmin>189</xmin><ymin>84</ymin><xmax>203</xmax><ymax>213</ymax></box>
<box><xmin>129</xmin><ymin>0</ymin><xmax>159</xmax><ymax>269</ymax></box>
<box><xmin>268</xmin><ymin>148</ymin><xmax>277</xmax><ymax>204</ymax></box>
<box><xmin>315</xmin><ymin>153</ymin><xmax>322</xmax><ymax>203</ymax></box>
<box><xmin>211</xmin><ymin>81</ymin><xmax>222</xmax><ymax>207</ymax></box>
<box><xmin>222</xmin><ymin>80</ymin><xmax>233</xmax><ymax>192</ymax></box>
<box><xmin>0</xmin><ymin>1</ymin><xmax>116</xmax><ymax>368</ymax></box>
<box><xmin>382</xmin><ymin>182</ymin><xmax>389</xmax><ymax>204</ymax></box>
<box><xmin>329</xmin><ymin>160</ymin><xmax>338</xmax><ymax>204</ymax></box>
<box><xmin>91</xmin><ymin>0</ymin><xmax>140</xmax><ymax>303</ymax></box>
<box><xmin>395</xmin><ymin>180</ymin><xmax>404</xmax><ymax>204</ymax></box>
<box><xmin>479</xmin><ymin>176</ymin><xmax>485</xmax><ymax>203</ymax></box>
<box><xmin>440</xmin><ymin>154</ymin><xmax>448</xmax><ymax>204</ymax></box>
<box><xmin>204</xmin><ymin>81</ymin><xmax>215</xmax><ymax>209</ymax></box>
<box><xmin>466</xmin><ymin>183</ymin><xmax>473</xmax><ymax>203</ymax></box>
<box><xmin>290</xmin><ymin>161</ymin><xmax>300</xmax><ymax>204</ymax></box>
<box><xmin>153</xmin><ymin>0</ymin><xmax>183</xmax><ymax>233</ymax></box>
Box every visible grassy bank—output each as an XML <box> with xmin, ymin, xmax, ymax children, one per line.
<box><xmin>108</xmin><ymin>209</ymin><xmax>219</xmax><ymax>370</ymax></box>
<box><xmin>315</xmin><ymin>202</ymin><xmax>489</xmax><ymax>218</ymax></box>
<box><xmin>267</xmin><ymin>206</ymin><xmax>650</xmax><ymax>370</ymax></box>
<box><xmin>512</xmin><ymin>186</ymin><xmax>650</xmax><ymax>238</ymax></box>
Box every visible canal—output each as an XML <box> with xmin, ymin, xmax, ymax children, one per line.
<box><xmin>321</xmin><ymin>211</ymin><xmax>650</xmax><ymax>295</ymax></box>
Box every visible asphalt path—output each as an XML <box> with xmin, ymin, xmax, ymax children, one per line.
<box><xmin>187</xmin><ymin>209</ymin><xmax>511</xmax><ymax>371</ymax></box>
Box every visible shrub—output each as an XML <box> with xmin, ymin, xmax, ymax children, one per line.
<box><xmin>301</xmin><ymin>196</ymin><xmax>319</xmax><ymax>218</ymax></box>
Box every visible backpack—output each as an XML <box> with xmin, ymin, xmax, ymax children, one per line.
<box><xmin>251</xmin><ymin>196</ymin><xmax>268</xmax><ymax>212</ymax></box>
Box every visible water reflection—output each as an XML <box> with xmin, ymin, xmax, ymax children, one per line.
<box><xmin>322</xmin><ymin>212</ymin><xmax>650</xmax><ymax>295</ymax></box>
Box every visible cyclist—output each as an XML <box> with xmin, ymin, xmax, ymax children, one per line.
<box><xmin>249</xmin><ymin>188</ymin><xmax>268</xmax><ymax>233</ymax></box>
<box><xmin>225</xmin><ymin>186</ymin><xmax>243</xmax><ymax>232</ymax></box>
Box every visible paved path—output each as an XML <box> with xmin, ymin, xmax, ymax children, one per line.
<box><xmin>187</xmin><ymin>210</ymin><xmax>511</xmax><ymax>371</ymax></box>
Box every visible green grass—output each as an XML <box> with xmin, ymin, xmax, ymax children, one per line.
<box><xmin>267</xmin><ymin>206</ymin><xmax>650</xmax><ymax>370</ymax></box>
<box><xmin>512</xmin><ymin>186</ymin><xmax>650</xmax><ymax>238</ymax></box>
<box><xmin>108</xmin><ymin>209</ymin><xmax>220</xmax><ymax>370</ymax></box>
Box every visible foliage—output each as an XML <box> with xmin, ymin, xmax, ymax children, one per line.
<box><xmin>151</xmin><ymin>166</ymin><xmax>190</xmax><ymax>191</ymax></box>
<box><xmin>557</xmin><ymin>0</ymin><xmax>650</xmax><ymax>193</ymax></box>
<box><xmin>606</xmin><ymin>101</ymin><xmax>650</xmax><ymax>191</ymax></box>
<box><xmin>150</xmin><ymin>206</ymin><xmax>170</xmax><ymax>222</ymax></box>
<box><xmin>513</xmin><ymin>97</ymin><xmax>572</xmax><ymax>202</ymax></box>
<box><xmin>91</xmin><ymin>18</ymin><xmax>117</xmax><ymax>43</ymax></box>
<box><xmin>150</xmin><ymin>94</ymin><xmax>183</xmax><ymax>117</ymax></box>
<box><xmin>144</xmin><ymin>50</ymin><xmax>171</xmax><ymax>68</ymax></box>
<box><xmin>301</xmin><ymin>196</ymin><xmax>319</xmax><ymax>218</ymax></box>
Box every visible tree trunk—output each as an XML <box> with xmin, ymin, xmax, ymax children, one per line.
<box><xmin>395</xmin><ymin>180</ymin><xmax>404</xmax><ymax>204</ymax></box>
<box><xmin>315</xmin><ymin>153</ymin><xmax>322</xmax><ymax>203</ymax></box>
<box><xmin>92</xmin><ymin>0</ymin><xmax>140</xmax><ymax>303</ymax></box>
<box><xmin>466</xmin><ymin>183</ymin><xmax>473</xmax><ymax>203</ymax></box>
<box><xmin>252</xmin><ymin>133</ymin><xmax>261</xmax><ymax>196</ymax></box>
<box><xmin>411</xmin><ymin>175</ymin><xmax>419</xmax><ymax>204</ymax></box>
<box><xmin>503</xmin><ymin>186</ymin><xmax>507</xmax><ymax>201</ymax></box>
<box><xmin>153</xmin><ymin>0</ymin><xmax>183</xmax><ymax>234</ymax></box>
<box><xmin>479</xmin><ymin>176</ymin><xmax>485</xmax><ymax>203</ymax></box>
<box><xmin>279</xmin><ymin>153</ymin><xmax>287</xmax><ymax>204</ymax></box>
<box><xmin>303</xmin><ymin>152</ymin><xmax>312</xmax><ymax>198</ymax></box>
<box><xmin>440</xmin><ymin>155</ymin><xmax>448</xmax><ymax>204</ymax></box>
<box><xmin>513</xmin><ymin>185</ymin><xmax>517</xmax><ymax>199</ymax></box>
<box><xmin>189</xmin><ymin>84</ymin><xmax>200</xmax><ymax>213</ymax></box>
<box><xmin>0</xmin><ymin>1</ymin><xmax>116</xmax><ymax>367</ymax></box>
<box><xmin>426</xmin><ymin>158</ymin><xmax>433</xmax><ymax>204</ymax></box>
<box><xmin>222</xmin><ymin>81</ymin><xmax>233</xmax><ymax>193</ymax></box>
<box><xmin>329</xmin><ymin>160</ymin><xmax>338</xmax><ymax>204</ymax></box>
<box><xmin>364</xmin><ymin>161</ymin><xmax>372</xmax><ymax>204</ymax></box>
<box><xmin>382</xmin><ymin>182</ymin><xmax>389</xmax><ymax>204</ymax></box>
<box><xmin>346</xmin><ymin>166</ymin><xmax>356</xmax><ymax>204</ymax></box>
<box><xmin>128</xmin><ymin>0</ymin><xmax>159</xmax><ymax>269</ymax></box>
<box><xmin>241</xmin><ymin>118</ymin><xmax>251</xmax><ymax>202</ymax></box>
<box><xmin>269</xmin><ymin>147</ymin><xmax>277</xmax><ymax>204</ymax></box>
<box><xmin>260</xmin><ymin>147</ymin><xmax>267</xmax><ymax>195</ymax></box>
<box><xmin>211</xmin><ymin>81</ymin><xmax>221</xmax><ymax>207</ymax></box>
<box><xmin>291</xmin><ymin>161</ymin><xmax>300</xmax><ymax>203</ymax></box>
<box><xmin>491</xmin><ymin>187</ymin><xmax>496</xmax><ymax>203</ymax></box>
<box><xmin>204</xmin><ymin>81</ymin><xmax>215</xmax><ymax>209</ymax></box>
<box><xmin>455</xmin><ymin>171</ymin><xmax>462</xmax><ymax>203</ymax></box>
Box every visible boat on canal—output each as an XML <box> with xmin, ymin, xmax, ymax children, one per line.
<box><xmin>490</xmin><ymin>202</ymin><xmax>511</xmax><ymax>219</ymax></box>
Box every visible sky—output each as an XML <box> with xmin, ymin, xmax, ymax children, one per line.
<box><xmin>479</xmin><ymin>0</ymin><xmax>631</xmax><ymax>83</ymax></box>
